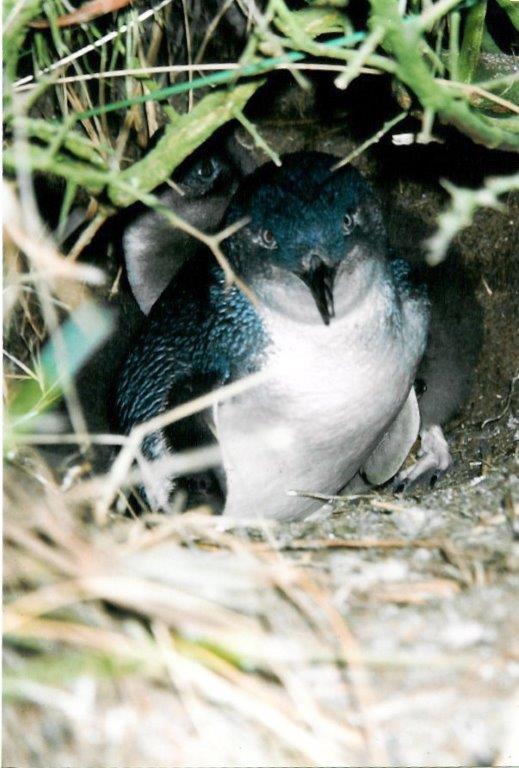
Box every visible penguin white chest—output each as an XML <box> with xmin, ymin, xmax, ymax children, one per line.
<box><xmin>216</xmin><ymin>305</ymin><xmax>417</xmax><ymax>521</ymax></box>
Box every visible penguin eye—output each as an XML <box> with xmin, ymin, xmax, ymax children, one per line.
<box><xmin>196</xmin><ymin>157</ymin><xmax>218</xmax><ymax>181</ymax></box>
<box><xmin>259</xmin><ymin>228</ymin><xmax>277</xmax><ymax>250</ymax></box>
<box><xmin>181</xmin><ymin>156</ymin><xmax>222</xmax><ymax>193</ymax></box>
<box><xmin>342</xmin><ymin>212</ymin><xmax>356</xmax><ymax>235</ymax></box>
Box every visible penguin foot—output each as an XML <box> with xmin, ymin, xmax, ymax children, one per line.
<box><xmin>393</xmin><ymin>424</ymin><xmax>452</xmax><ymax>493</ymax></box>
<box><xmin>140</xmin><ymin>463</ymin><xmax>224</xmax><ymax>513</ymax></box>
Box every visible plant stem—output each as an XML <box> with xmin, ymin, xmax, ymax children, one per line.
<box><xmin>369</xmin><ymin>0</ymin><xmax>519</xmax><ymax>151</ymax></box>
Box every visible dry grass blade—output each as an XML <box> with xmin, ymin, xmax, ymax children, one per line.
<box><xmin>3</xmin><ymin>462</ymin><xmax>370</xmax><ymax>765</ymax></box>
<box><xmin>3</xmin><ymin>182</ymin><xmax>104</xmax><ymax>287</ymax></box>
<box><xmin>13</xmin><ymin>62</ymin><xmax>381</xmax><ymax>91</ymax></box>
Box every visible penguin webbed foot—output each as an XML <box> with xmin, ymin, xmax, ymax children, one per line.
<box><xmin>393</xmin><ymin>424</ymin><xmax>452</xmax><ymax>493</ymax></box>
<box><xmin>176</xmin><ymin>472</ymin><xmax>225</xmax><ymax>514</ymax></box>
<box><xmin>139</xmin><ymin>470</ymin><xmax>224</xmax><ymax>514</ymax></box>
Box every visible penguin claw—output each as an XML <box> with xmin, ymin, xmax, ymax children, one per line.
<box><xmin>393</xmin><ymin>478</ymin><xmax>409</xmax><ymax>494</ymax></box>
<box><xmin>393</xmin><ymin>424</ymin><xmax>452</xmax><ymax>494</ymax></box>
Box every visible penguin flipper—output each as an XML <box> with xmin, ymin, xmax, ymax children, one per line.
<box><xmin>120</xmin><ymin>365</ymin><xmax>228</xmax><ymax>513</ymax></box>
<box><xmin>115</xmin><ymin>257</ymin><xmax>264</xmax><ymax>514</ymax></box>
<box><xmin>362</xmin><ymin>387</ymin><xmax>421</xmax><ymax>486</ymax></box>
<box><xmin>355</xmin><ymin>388</ymin><xmax>451</xmax><ymax>494</ymax></box>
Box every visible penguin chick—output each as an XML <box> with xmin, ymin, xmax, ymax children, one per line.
<box><xmin>122</xmin><ymin>147</ymin><xmax>239</xmax><ymax>315</ymax></box>
<box><xmin>115</xmin><ymin>152</ymin><xmax>429</xmax><ymax>520</ymax></box>
<box><xmin>385</xmin><ymin>208</ymin><xmax>483</xmax><ymax>491</ymax></box>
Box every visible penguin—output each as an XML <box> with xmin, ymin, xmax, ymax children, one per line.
<box><xmin>385</xmin><ymin>206</ymin><xmax>483</xmax><ymax>490</ymax></box>
<box><xmin>122</xmin><ymin>146</ymin><xmax>240</xmax><ymax>315</ymax></box>
<box><xmin>115</xmin><ymin>151</ymin><xmax>437</xmax><ymax>520</ymax></box>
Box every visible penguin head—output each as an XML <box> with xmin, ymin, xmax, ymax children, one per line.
<box><xmin>223</xmin><ymin>152</ymin><xmax>387</xmax><ymax>325</ymax></box>
<box><xmin>122</xmin><ymin>144</ymin><xmax>240</xmax><ymax>315</ymax></box>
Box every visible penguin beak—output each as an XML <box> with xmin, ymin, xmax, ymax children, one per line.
<box><xmin>300</xmin><ymin>257</ymin><xmax>337</xmax><ymax>325</ymax></box>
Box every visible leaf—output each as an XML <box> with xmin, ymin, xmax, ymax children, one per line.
<box><xmin>6</xmin><ymin>302</ymin><xmax>115</xmax><ymax>438</ymax></box>
<box><xmin>108</xmin><ymin>82</ymin><xmax>261</xmax><ymax>207</ymax></box>
<box><xmin>30</xmin><ymin>0</ymin><xmax>132</xmax><ymax>29</ymax></box>
<box><xmin>459</xmin><ymin>0</ymin><xmax>487</xmax><ymax>83</ymax></box>
<box><xmin>495</xmin><ymin>0</ymin><xmax>519</xmax><ymax>32</ymax></box>
<box><xmin>274</xmin><ymin>5</ymin><xmax>353</xmax><ymax>47</ymax></box>
<box><xmin>3</xmin><ymin>648</ymin><xmax>140</xmax><ymax>698</ymax></box>
<box><xmin>3</xmin><ymin>0</ymin><xmax>41</xmax><ymax>82</ymax></box>
<box><xmin>278</xmin><ymin>7</ymin><xmax>353</xmax><ymax>38</ymax></box>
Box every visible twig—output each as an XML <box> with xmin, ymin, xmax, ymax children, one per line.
<box><xmin>481</xmin><ymin>373</ymin><xmax>519</xmax><ymax>429</ymax></box>
<box><xmin>3</xmin><ymin>183</ymin><xmax>104</xmax><ymax>287</ymax></box>
<box><xmin>419</xmin><ymin>0</ymin><xmax>465</xmax><ymax>30</ymax></box>
<box><xmin>232</xmin><ymin>109</ymin><xmax>282</xmax><ymax>166</ymax></box>
<box><xmin>180</xmin><ymin>0</ymin><xmax>193</xmax><ymax>111</ymax></box>
<box><xmin>331</xmin><ymin>111</ymin><xmax>407</xmax><ymax>170</ymax></box>
<box><xmin>12</xmin><ymin>432</ymin><xmax>128</xmax><ymax>446</ymax></box>
<box><xmin>369</xmin><ymin>0</ymin><xmax>519</xmax><ymax>151</ymax></box>
<box><xmin>12</xmin><ymin>0</ymin><xmax>178</xmax><ymax>88</ymax></box>
<box><xmin>193</xmin><ymin>0</ymin><xmax>236</xmax><ymax>65</ymax></box>
<box><xmin>13</xmin><ymin>62</ymin><xmax>381</xmax><ymax>91</ymax></box>
<box><xmin>268</xmin><ymin>536</ymin><xmax>446</xmax><ymax>551</ymax></box>
<box><xmin>292</xmin><ymin>571</ymin><xmax>389</xmax><ymax>764</ymax></box>
<box><xmin>437</xmin><ymin>77</ymin><xmax>519</xmax><ymax>115</ymax></box>
<box><xmin>425</xmin><ymin>172</ymin><xmax>519</xmax><ymax>265</ymax></box>
<box><xmin>67</xmin><ymin>210</ymin><xmax>109</xmax><ymax>261</ymax></box>
<box><xmin>334</xmin><ymin>26</ymin><xmax>385</xmax><ymax>91</ymax></box>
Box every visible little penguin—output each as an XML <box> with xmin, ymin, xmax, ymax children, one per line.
<box><xmin>385</xmin><ymin>206</ymin><xmax>483</xmax><ymax>491</ymax></box>
<box><xmin>122</xmin><ymin>146</ymin><xmax>240</xmax><ymax>315</ymax></box>
<box><xmin>57</xmin><ymin>147</ymin><xmax>240</xmax><ymax>454</ymax></box>
<box><xmin>115</xmin><ymin>151</ymin><xmax>436</xmax><ymax>520</ymax></box>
